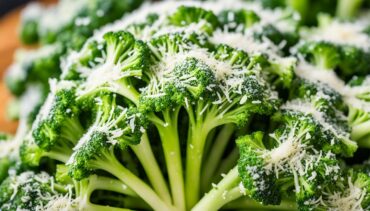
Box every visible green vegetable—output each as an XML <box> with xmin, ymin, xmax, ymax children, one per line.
<box><xmin>2</xmin><ymin>1</ymin><xmax>370</xmax><ymax>210</ymax></box>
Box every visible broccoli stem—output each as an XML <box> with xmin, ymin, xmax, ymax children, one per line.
<box><xmin>351</xmin><ymin>121</ymin><xmax>370</xmax><ymax>143</ymax></box>
<box><xmin>45</xmin><ymin>150</ymin><xmax>71</xmax><ymax>163</ymax></box>
<box><xmin>60</xmin><ymin>117</ymin><xmax>85</xmax><ymax>144</ymax></box>
<box><xmin>45</xmin><ymin>140</ymin><xmax>74</xmax><ymax>163</ymax></box>
<box><xmin>201</xmin><ymin>124</ymin><xmax>235</xmax><ymax>192</ymax></box>
<box><xmin>214</xmin><ymin>147</ymin><xmax>239</xmax><ymax>179</ymax></box>
<box><xmin>192</xmin><ymin>167</ymin><xmax>242</xmax><ymax>211</ymax></box>
<box><xmin>356</xmin><ymin>135</ymin><xmax>370</xmax><ymax>148</ymax></box>
<box><xmin>92</xmin><ymin>150</ymin><xmax>175</xmax><ymax>211</ymax></box>
<box><xmin>84</xmin><ymin>204</ymin><xmax>134</xmax><ymax>211</ymax></box>
<box><xmin>286</xmin><ymin>0</ymin><xmax>309</xmax><ymax>24</ymax></box>
<box><xmin>336</xmin><ymin>0</ymin><xmax>363</xmax><ymax>19</ymax></box>
<box><xmin>185</xmin><ymin>103</ymin><xmax>220</xmax><ymax>208</ymax></box>
<box><xmin>114</xmin><ymin>79</ymin><xmax>141</xmax><ymax>105</ymax></box>
<box><xmin>130</xmin><ymin>133</ymin><xmax>172</xmax><ymax>204</ymax></box>
<box><xmin>224</xmin><ymin>198</ymin><xmax>298</xmax><ymax>210</ymax></box>
<box><xmin>202</xmin><ymin>128</ymin><xmax>217</xmax><ymax>159</ymax></box>
<box><xmin>149</xmin><ymin>108</ymin><xmax>186</xmax><ymax>211</ymax></box>
<box><xmin>89</xmin><ymin>175</ymin><xmax>137</xmax><ymax>197</ymax></box>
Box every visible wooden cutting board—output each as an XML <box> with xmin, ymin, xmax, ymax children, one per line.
<box><xmin>0</xmin><ymin>0</ymin><xmax>57</xmax><ymax>134</ymax></box>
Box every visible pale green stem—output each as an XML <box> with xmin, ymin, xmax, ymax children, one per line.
<box><xmin>149</xmin><ymin>109</ymin><xmax>185</xmax><ymax>211</ymax></box>
<box><xmin>202</xmin><ymin>124</ymin><xmax>235</xmax><ymax>192</ymax></box>
<box><xmin>95</xmin><ymin>153</ymin><xmax>175</xmax><ymax>211</ymax></box>
<box><xmin>192</xmin><ymin>167</ymin><xmax>241</xmax><ymax>211</ymax></box>
<box><xmin>130</xmin><ymin>133</ymin><xmax>172</xmax><ymax>204</ymax></box>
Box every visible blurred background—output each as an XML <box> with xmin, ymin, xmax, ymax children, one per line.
<box><xmin>0</xmin><ymin>0</ymin><xmax>56</xmax><ymax>133</ymax></box>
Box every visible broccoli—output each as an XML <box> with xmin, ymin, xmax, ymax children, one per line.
<box><xmin>167</xmin><ymin>6</ymin><xmax>220</xmax><ymax>35</ymax></box>
<box><xmin>0</xmin><ymin>171</ymin><xmax>68</xmax><ymax>210</ymax></box>
<box><xmin>5</xmin><ymin>44</ymin><xmax>64</xmax><ymax>97</ymax></box>
<box><xmin>18</xmin><ymin>3</ymin><xmax>42</xmax><ymax>44</ymax></box>
<box><xmin>69</xmin><ymin>31</ymin><xmax>148</xmax><ymax>104</ymax></box>
<box><xmin>66</xmin><ymin>93</ymin><xmax>173</xmax><ymax>210</ymax></box>
<box><xmin>3</xmin><ymin>0</ymin><xmax>370</xmax><ymax>210</ymax></box>
<box><xmin>298</xmin><ymin>17</ymin><xmax>370</xmax><ymax>79</ymax></box>
<box><xmin>31</xmin><ymin>80</ymin><xmax>84</xmax><ymax>152</ymax></box>
<box><xmin>52</xmin><ymin>165</ymin><xmax>141</xmax><ymax>210</ymax></box>
<box><xmin>314</xmin><ymin>169</ymin><xmax>370</xmax><ymax>210</ymax></box>
<box><xmin>346</xmin><ymin>76</ymin><xmax>370</xmax><ymax>148</ymax></box>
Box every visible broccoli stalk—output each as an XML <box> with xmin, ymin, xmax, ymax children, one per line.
<box><xmin>147</xmin><ymin>108</ymin><xmax>186</xmax><ymax>210</ymax></box>
<box><xmin>201</xmin><ymin>124</ymin><xmax>236</xmax><ymax>191</ymax></box>
<box><xmin>72</xmin><ymin>176</ymin><xmax>137</xmax><ymax>211</ymax></box>
<box><xmin>129</xmin><ymin>133</ymin><xmax>173</xmax><ymax>204</ymax></box>
<box><xmin>69</xmin><ymin>134</ymin><xmax>173</xmax><ymax>211</ymax></box>
<box><xmin>346</xmin><ymin>77</ymin><xmax>370</xmax><ymax>147</ymax></box>
<box><xmin>193</xmin><ymin>167</ymin><xmax>243</xmax><ymax>211</ymax></box>
<box><xmin>75</xmin><ymin>31</ymin><xmax>147</xmax><ymax>105</ymax></box>
<box><xmin>336</xmin><ymin>0</ymin><xmax>364</xmax><ymax>19</ymax></box>
<box><xmin>297</xmin><ymin>41</ymin><xmax>340</xmax><ymax>70</ymax></box>
<box><xmin>67</xmin><ymin>94</ymin><xmax>174</xmax><ymax>210</ymax></box>
<box><xmin>194</xmin><ymin>108</ymin><xmax>344</xmax><ymax>210</ymax></box>
<box><xmin>348</xmin><ymin>106</ymin><xmax>370</xmax><ymax>147</ymax></box>
<box><xmin>182</xmin><ymin>47</ymin><xmax>279</xmax><ymax>207</ymax></box>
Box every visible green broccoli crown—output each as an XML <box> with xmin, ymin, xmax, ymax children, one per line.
<box><xmin>7</xmin><ymin>1</ymin><xmax>370</xmax><ymax>210</ymax></box>
<box><xmin>279</xmin><ymin>98</ymin><xmax>357</xmax><ymax>157</ymax></box>
<box><xmin>0</xmin><ymin>171</ymin><xmax>66</xmax><ymax>210</ymax></box>
<box><xmin>67</xmin><ymin>131</ymin><xmax>110</xmax><ymax>180</ymax></box>
<box><xmin>338</xmin><ymin>45</ymin><xmax>370</xmax><ymax>78</ymax></box>
<box><xmin>32</xmin><ymin>81</ymin><xmax>83</xmax><ymax>151</ymax></box>
<box><xmin>237</xmin><ymin>123</ymin><xmax>342</xmax><ymax>209</ymax></box>
<box><xmin>140</xmin><ymin>57</ymin><xmax>217</xmax><ymax>112</ymax></box>
<box><xmin>62</xmin><ymin>40</ymin><xmax>103</xmax><ymax>80</ymax></box>
<box><xmin>290</xmin><ymin>78</ymin><xmax>346</xmax><ymax>113</ymax></box>
<box><xmin>237</xmin><ymin>131</ymin><xmax>282</xmax><ymax>205</ymax></box>
<box><xmin>297</xmin><ymin>41</ymin><xmax>340</xmax><ymax>70</ymax></box>
<box><xmin>5</xmin><ymin>44</ymin><xmax>64</xmax><ymax>96</ymax></box>
<box><xmin>20</xmin><ymin>134</ymin><xmax>47</xmax><ymax>167</ymax></box>
<box><xmin>346</xmin><ymin>76</ymin><xmax>370</xmax><ymax>145</ymax></box>
<box><xmin>316</xmin><ymin>170</ymin><xmax>370</xmax><ymax>210</ymax></box>
<box><xmin>167</xmin><ymin>6</ymin><xmax>220</xmax><ymax>34</ymax></box>
<box><xmin>73</xmin><ymin>31</ymin><xmax>148</xmax><ymax>103</ymax></box>
<box><xmin>299</xmin><ymin>18</ymin><xmax>370</xmax><ymax>78</ymax></box>
<box><xmin>68</xmin><ymin>94</ymin><xmax>143</xmax><ymax>180</ymax></box>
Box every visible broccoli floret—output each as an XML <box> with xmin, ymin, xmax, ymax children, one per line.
<box><xmin>315</xmin><ymin>170</ymin><xmax>370</xmax><ymax>210</ymax></box>
<box><xmin>338</xmin><ymin>45</ymin><xmax>370</xmax><ymax>78</ymax></box>
<box><xmin>18</xmin><ymin>3</ymin><xmax>42</xmax><ymax>44</ymax></box>
<box><xmin>296</xmin><ymin>41</ymin><xmax>340</xmax><ymax>70</ymax></box>
<box><xmin>194</xmin><ymin>121</ymin><xmax>341</xmax><ymax>211</ymax></box>
<box><xmin>72</xmin><ymin>31</ymin><xmax>148</xmax><ymax>104</ymax></box>
<box><xmin>66</xmin><ymin>93</ymin><xmax>173</xmax><ymax>210</ymax></box>
<box><xmin>0</xmin><ymin>171</ymin><xmax>68</xmax><ymax>210</ymax></box>
<box><xmin>299</xmin><ymin>18</ymin><xmax>370</xmax><ymax>78</ymax></box>
<box><xmin>31</xmin><ymin>80</ymin><xmax>84</xmax><ymax>153</ymax></box>
<box><xmin>281</xmin><ymin>84</ymin><xmax>357</xmax><ymax>157</ymax></box>
<box><xmin>237</xmin><ymin>124</ymin><xmax>341</xmax><ymax>209</ymax></box>
<box><xmin>141</xmin><ymin>32</ymin><xmax>280</xmax><ymax>208</ymax></box>
<box><xmin>167</xmin><ymin>6</ymin><xmax>220</xmax><ymax>34</ymax></box>
<box><xmin>0</xmin><ymin>134</ymin><xmax>14</xmax><ymax>183</ymax></box>
<box><xmin>345</xmin><ymin>76</ymin><xmax>370</xmax><ymax>148</ymax></box>
<box><xmin>5</xmin><ymin>44</ymin><xmax>64</xmax><ymax>96</ymax></box>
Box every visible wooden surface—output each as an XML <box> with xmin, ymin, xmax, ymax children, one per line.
<box><xmin>0</xmin><ymin>6</ymin><xmax>24</xmax><ymax>134</ymax></box>
<box><xmin>0</xmin><ymin>0</ymin><xmax>57</xmax><ymax>134</ymax></box>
